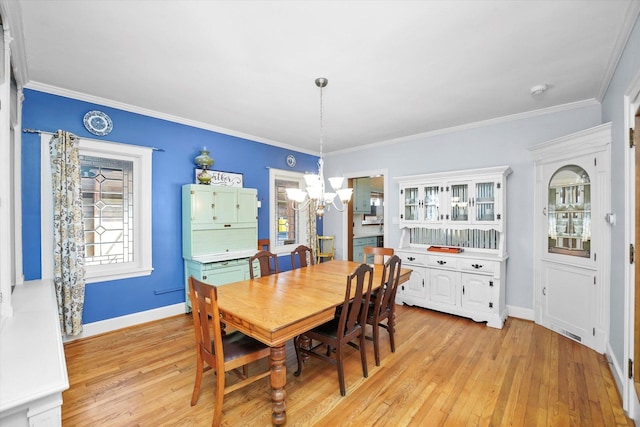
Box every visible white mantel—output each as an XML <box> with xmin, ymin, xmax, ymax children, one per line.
<box><xmin>0</xmin><ymin>280</ymin><xmax>69</xmax><ymax>426</ymax></box>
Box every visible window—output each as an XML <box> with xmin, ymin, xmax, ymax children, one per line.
<box><xmin>80</xmin><ymin>155</ymin><xmax>134</xmax><ymax>266</ymax></box>
<box><xmin>269</xmin><ymin>168</ymin><xmax>308</xmax><ymax>254</ymax></box>
<box><xmin>41</xmin><ymin>134</ymin><xmax>153</xmax><ymax>283</ymax></box>
<box><xmin>547</xmin><ymin>165</ymin><xmax>591</xmax><ymax>258</ymax></box>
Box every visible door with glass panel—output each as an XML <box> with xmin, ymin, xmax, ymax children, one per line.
<box><xmin>539</xmin><ymin>158</ymin><xmax>599</xmax><ymax>351</ymax></box>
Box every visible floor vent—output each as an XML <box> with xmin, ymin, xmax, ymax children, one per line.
<box><xmin>551</xmin><ymin>325</ymin><xmax>582</xmax><ymax>342</ymax></box>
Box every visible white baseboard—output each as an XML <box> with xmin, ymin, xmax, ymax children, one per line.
<box><xmin>506</xmin><ymin>305</ymin><xmax>534</xmax><ymax>321</ymax></box>
<box><xmin>63</xmin><ymin>302</ymin><xmax>186</xmax><ymax>343</ymax></box>
<box><xmin>606</xmin><ymin>341</ymin><xmax>626</xmax><ymax>405</ymax></box>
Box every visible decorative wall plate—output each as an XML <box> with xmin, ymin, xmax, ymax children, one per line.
<box><xmin>83</xmin><ymin>110</ymin><xmax>113</xmax><ymax>136</ymax></box>
<box><xmin>286</xmin><ymin>154</ymin><xmax>296</xmax><ymax>167</ymax></box>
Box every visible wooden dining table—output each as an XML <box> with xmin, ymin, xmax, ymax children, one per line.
<box><xmin>216</xmin><ymin>259</ymin><xmax>412</xmax><ymax>425</ymax></box>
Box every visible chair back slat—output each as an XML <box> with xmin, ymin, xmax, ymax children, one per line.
<box><xmin>291</xmin><ymin>245</ymin><xmax>314</xmax><ymax>269</ymax></box>
<box><xmin>189</xmin><ymin>277</ymin><xmax>225</xmax><ymax>369</ymax></box>
<box><xmin>374</xmin><ymin>255</ymin><xmax>402</xmax><ymax>317</ymax></box>
<box><xmin>363</xmin><ymin>246</ymin><xmax>394</xmax><ymax>265</ymax></box>
<box><xmin>249</xmin><ymin>250</ymin><xmax>279</xmax><ymax>279</ymax></box>
<box><xmin>337</xmin><ymin>263</ymin><xmax>373</xmax><ymax>338</ymax></box>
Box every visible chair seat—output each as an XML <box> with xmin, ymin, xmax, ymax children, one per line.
<box><xmin>307</xmin><ymin>318</ymin><xmax>363</xmax><ymax>341</ymax></box>
<box><xmin>221</xmin><ymin>331</ymin><xmax>270</xmax><ymax>362</ymax></box>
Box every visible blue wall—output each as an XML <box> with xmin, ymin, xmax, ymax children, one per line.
<box><xmin>22</xmin><ymin>89</ymin><xmax>319</xmax><ymax>323</ymax></box>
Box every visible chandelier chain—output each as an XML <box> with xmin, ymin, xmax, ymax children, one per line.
<box><xmin>319</xmin><ymin>81</ymin><xmax>324</xmax><ymax>159</ymax></box>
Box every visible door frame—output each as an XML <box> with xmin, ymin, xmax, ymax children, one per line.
<box><xmin>340</xmin><ymin>168</ymin><xmax>388</xmax><ymax>262</ymax></box>
<box><xmin>623</xmin><ymin>69</ymin><xmax>640</xmax><ymax>420</ymax></box>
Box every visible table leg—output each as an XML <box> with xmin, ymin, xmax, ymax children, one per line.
<box><xmin>270</xmin><ymin>344</ymin><xmax>286</xmax><ymax>425</ymax></box>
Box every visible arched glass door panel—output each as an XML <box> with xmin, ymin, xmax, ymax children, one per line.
<box><xmin>547</xmin><ymin>165</ymin><xmax>590</xmax><ymax>257</ymax></box>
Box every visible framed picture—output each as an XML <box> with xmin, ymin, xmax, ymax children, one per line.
<box><xmin>195</xmin><ymin>169</ymin><xmax>243</xmax><ymax>187</ymax></box>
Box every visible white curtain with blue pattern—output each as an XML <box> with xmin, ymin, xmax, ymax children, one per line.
<box><xmin>49</xmin><ymin>130</ymin><xmax>86</xmax><ymax>336</ymax></box>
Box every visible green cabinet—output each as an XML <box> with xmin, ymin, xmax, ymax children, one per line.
<box><xmin>352</xmin><ymin>236</ymin><xmax>377</xmax><ymax>263</ymax></box>
<box><xmin>184</xmin><ymin>258</ymin><xmax>258</xmax><ymax>310</ymax></box>
<box><xmin>182</xmin><ymin>185</ymin><xmax>258</xmax><ymax>259</ymax></box>
<box><xmin>182</xmin><ymin>184</ymin><xmax>259</xmax><ymax>311</ymax></box>
<box><xmin>353</xmin><ymin>178</ymin><xmax>371</xmax><ymax>214</ymax></box>
<box><xmin>183</xmin><ymin>185</ymin><xmax>257</xmax><ymax>231</ymax></box>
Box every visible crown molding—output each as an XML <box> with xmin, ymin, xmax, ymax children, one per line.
<box><xmin>329</xmin><ymin>98</ymin><xmax>601</xmax><ymax>156</ymax></box>
<box><xmin>23</xmin><ymin>81</ymin><xmax>320</xmax><ymax>156</ymax></box>
<box><xmin>0</xmin><ymin>0</ymin><xmax>29</xmax><ymax>87</ymax></box>
<box><xmin>596</xmin><ymin>0</ymin><xmax>640</xmax><ymax>102</ymax></box>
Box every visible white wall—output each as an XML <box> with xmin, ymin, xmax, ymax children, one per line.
<box><xmin>323</xmin><ymin>103</ymin><xmax>602</xmax><ymax>311</ymax></box>
<box><xmin>602</xmin><ymin>16</ymin><xmax>640</xmax><ymax>370</ymax></box>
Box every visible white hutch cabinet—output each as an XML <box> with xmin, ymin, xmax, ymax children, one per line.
<box><xmin>182</xmin><ymin>184</ymin><xmax>259</xmax><ymax>310</ymax></box>
<box><xmin>395</xmin><ymin>166</ymin><xmax>511</xmax><ymax>329</ymax></box>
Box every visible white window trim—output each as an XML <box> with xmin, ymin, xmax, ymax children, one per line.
<box><xmin>41</xmin><ymin>134</ymin><xmax>153</xmax><ymax>283</ymax></box>
<box><xmin>269</xmin><ymin>168</ymin><xmax>308</xmax><ymax>255</ymax></box>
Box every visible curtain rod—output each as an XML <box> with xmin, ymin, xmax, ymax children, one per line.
<box><xmin>22</xmin><ymin>128</ymin><xmax>165</xmax><ymax>152</ymax></box>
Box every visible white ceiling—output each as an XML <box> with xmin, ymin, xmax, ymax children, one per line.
<box><xmin>7</xmin><ymin>0</ymin><xmax>640</xmax><ymax>154</ymax></box>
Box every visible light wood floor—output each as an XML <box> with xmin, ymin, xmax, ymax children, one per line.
<box><xmin>62</xmin><ymin>305</ymin><xmax>634</xmax><ymax>426</ymax></box>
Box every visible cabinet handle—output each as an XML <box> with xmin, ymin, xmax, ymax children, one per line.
<box><xmin>542</xmin><ymin>287</ymin><xmax>546</xmax><ymax>295</ymax></box>
<box><xmin>437</xmin><ymin>260</ymin><xmax>446</xmax><ymax>265</ymax></box>
<box><xmin>407</xmin><ymin>256</ymin><xmax>416</xmax><ymax>261</ymax></box>
<box><xmin>542</xmin><ymin>207</ymin><xmax>547</xmax><ymax>216</ymax></box>
<box><xmin>471</xmin><ymin>263</ymin><xmax>483</xmax><ymax>269</ymax></box>
<box><xmin>202</xmin><ymin>275</ymin><xmax>207</xmax><ymax>279</ymax></box>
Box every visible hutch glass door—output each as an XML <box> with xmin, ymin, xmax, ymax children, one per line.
<box><xmin>423</xmin><ymin>185</ymin><xmax>440</xmax><ymax>222</ymax></box>
<box><xmin>450</xmin><ymin>183</ymin><xmax>469</xmax><ymax>221</ymax></box>
<box><xmin>475</xmin><ymin>181</ymin><xmax>496</xmax><ymax>222</ymax></box>
<box><xmin>402</xmin><ymin>186</ymin><xmax>420</xmax><ymax>221</ymax></box>
<box><xmin>547</xmin><ymin>165</ymin><xmax>591</xmax><ymax>258</ymax></box>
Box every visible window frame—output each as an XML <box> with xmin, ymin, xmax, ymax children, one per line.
<box><xmin>269</xmin><ymin>168</ymin><xmax>308</xmax><ymax>255</ymax></box>
<box><xmin>41</xmin><ymin>134</ymin><xmax>153</xmax><ymax>283</ymax></box>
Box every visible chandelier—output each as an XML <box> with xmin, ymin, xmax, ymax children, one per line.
<box><xmin>286</xmin><ymin>78</ymin><xmax>353</xmax><ymax>217</ymax></box>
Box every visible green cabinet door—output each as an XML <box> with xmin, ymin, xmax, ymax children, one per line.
<box><xmin>212</xmin><ymin>187</ymin><xmax>238</xmax><ymax>225</ymax></box>
<box><xmin>354</xmin><ymin>178</ymin><xmax>371</xmax><ymax>213</ymax></box>
<box><xmin>184</xmin><ymin>185</ymin><xmax>214</xmax><ymax>226</ymax></box>
<box><xmin>237</xmin><ymin>188</ymin><xmax>258</xmax><ymax>225</ymax></box>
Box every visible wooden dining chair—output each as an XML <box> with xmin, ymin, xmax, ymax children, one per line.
<box><xmin>293</xmin><ymin>263</ymin><xmax>374</xmax><ymax>396</ymax></box>
<box><xmin>363</xmin><ymin>246</ymin><xmax>394</xmax><ymax>265</ymax></box>
<box><xmin>290</xmin><ymin>245</ymin><xmax>314</xmax><ymax>270</ymax></box>
<box><xmin>249</xmin><ymin>250</ymin><xmax>279</xmax><ymax>279</ymax></box>
<box><xmin>366</xmin><ymin>255</ymin><xmax>402</xmax><ymax>366</ymax></box>
<box><xmin>188</xmin><ymin>277</ymin><xmax>271</xmax><ymax>426</ymax></box>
